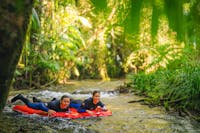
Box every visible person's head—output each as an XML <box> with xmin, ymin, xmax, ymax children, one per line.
<box><xmin>92</xmin><ymin>90</ymin><xmax>100</xmax><ymax>104</ymax></box>
<box><xmin>60</xmin><ymin>95</ymin><xmax>70</xmax><ymax>109</ymax></box>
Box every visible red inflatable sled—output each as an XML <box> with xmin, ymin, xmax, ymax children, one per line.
<box><xmin>13</xmin><ymin>105</ymin><xmax>112</xmax><ymax>119</ymax></box>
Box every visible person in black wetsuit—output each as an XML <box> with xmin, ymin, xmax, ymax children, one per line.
<box><xmin>78</xmin><ymin>90</ymin><xmax>107</xmax><ymax>114</ymax></box>
<box><xmin>11</xmin><ymin>94</ymin><xmax>80</xmax><ymax>116</ymax></box>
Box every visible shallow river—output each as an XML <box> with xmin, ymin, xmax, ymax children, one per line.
<box><xmin>1</xmin><ymin>80</ymin><xmax>200</xmax><ymax>133</ymax></box>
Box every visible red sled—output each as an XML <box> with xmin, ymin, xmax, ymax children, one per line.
<box><xmin>13</xmin><ymin>105</ymin><xmax>112</xmax><ymax>119</ymax></box>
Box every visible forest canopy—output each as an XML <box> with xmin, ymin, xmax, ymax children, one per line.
<box><xmin>13</xmin><ymin>0</ymin><xmax>200</xmax><ymax>90</ymax></box>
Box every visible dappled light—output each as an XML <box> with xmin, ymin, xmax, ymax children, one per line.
<box><xmin>139</xmin><ymin>7</ymin><xmax>152</xmax><ymax>47</ymax></box>
<box><xmin>124</xmin><ymin>6</ymin><xmax>185</xmax><ymax>74</ymax></box>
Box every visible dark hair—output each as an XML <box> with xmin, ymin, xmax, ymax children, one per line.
<box><xmin>60</xmin><ymin>95</ymin><xmax>70</xmax><ymax>100</ymax></box>
<box><xmin>92</xmin><ymin>90</ymin><xmax>100</xmax><ymax>96</ymax></box>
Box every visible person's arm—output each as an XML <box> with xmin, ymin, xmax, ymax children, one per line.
<box><xmin>69</xmin><ymin>100</ymin><xmax>85</xmax><ymax>113</ymax></box>
<box><xmin>34</xmin><ymin>102</ymin><xmax>56</xmax><ymax>116</ymax></box>
<box><xmin>46</xmin><ymin>101</ymin><xmax>58</xmax><ymax>115</ymax></box>
<box><xmin>70</xmin><ymin>102</ymin><xmax>81</xmax><ymax>109</ymax></box>
<box><xmin>80</xmin><ymin>101</ymin><xmax>94</xmax><ymax>114</ymax></box>
<box><xmin>99</xmin><ymin>101</ymin><xmax>105</xmax><ymax>108</ymax></box>
<box><xmin>48</xmin><ymin>109</ymin><xmax>56</xmax><ymax>116</ymax></box>
<box><xmin>85</xmin><ymin>110</ymin><xmax>94</xmax><ymax>115</ymax></box>
<box><xmin>77</xmin><ymin>99</ymin><xmax>90</xmax><ymax>113</ymax></box>
<box><xmin>96</xmin><ymin>101</ymin><xmax>107</xmax><ymax>111</ymax></box>
<box><xmin>78</xmin><ymin>107</ymin><xmax>94</xmax><ymax>114</ymax></box>
<box><xmin>77</xmin><ymin>103</ymin><xmax>87</xmax><ymax>113</ymax></box>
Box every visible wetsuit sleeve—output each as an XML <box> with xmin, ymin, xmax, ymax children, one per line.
<box><xmin>77</xmin><ymin>103</ymin><xmax>87</xmax><ymax>113</ymax></box>
<box><xmin>47</xmin><ymin>100</ymin><xmax>69</xmax><ymax>112</ymax></box>
<box><xmin>69</xmin><ymin>102</ymin><xmax>81</xmax><ymax>109</ymax></box>
<box><xmin>77</xmin><ymin>107</ymin><xmax>86</xmax><ymax>113</ymax></box>
<box><xmin>98</xmin><ymin>101</ymin><xmax>105</xmax><ymax>107</ymax></box>
<box><xmin>77</xmin><ymin>99</ymin><xmax>90</xmax><ymax>113</ymax></box>
<box><xmin>47</xmin><ymin>100</ymin><xmax>59</xmax><ymax>111</ymax></box>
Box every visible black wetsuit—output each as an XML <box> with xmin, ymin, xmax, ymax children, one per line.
<box><xmin>78</xmin><ymin>97</ymin><xmax>105</xmax><ymax>113</ymax></box>
<box><xmin>12</xmin><ymin>95</ymin><xmax>80</xmax><ymax>112</ymax></box>
<box><xmin>47</xmin><ymin>100</ymin><xmax>69</xmax><ymax>112</ymax></box>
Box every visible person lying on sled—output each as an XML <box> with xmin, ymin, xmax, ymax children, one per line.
<box><xmin>78</xmin><ymin>90</ymin><xmax>107</xmax><ymax>114</ymax></box>
<box><xmin>11</xmin><ymin>94</ymin><xmax>80</xmax><ymax>116</ymax></box>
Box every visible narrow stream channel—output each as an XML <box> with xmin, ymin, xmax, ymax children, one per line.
<box><xmin>1</xmin><ymin>80</ymin><xmax>200</xmax><ymax>133</ymax></box>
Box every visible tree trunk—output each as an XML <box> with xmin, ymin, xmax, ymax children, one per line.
<box><xmin>0</xmin><ymin>0</ymin><xmax>34</xmax><ymax>114</ymax></box>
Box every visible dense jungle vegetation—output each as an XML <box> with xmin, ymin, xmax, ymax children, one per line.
<box><xmin>8</xmin><ymin>0</ymin><xmax>200</xmax><ymax>117</ymax></box>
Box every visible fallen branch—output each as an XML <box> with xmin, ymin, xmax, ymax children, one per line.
<box><xmin>41</xmin><ymin>77</ymin><xmax>57</xmax><ymax>89</ymax></box>
<box><xmin>128</xmin><ymin>99</ymin><xmax>146</xmax><ymax>103</ymax></box>
<box><xmin>161</xmin><ymin>97</ymin><xmax>188</xmax><ymax>105</ymax></box>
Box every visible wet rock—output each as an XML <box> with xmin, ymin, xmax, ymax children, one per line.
<box><xmin>72</xmin><ymin>90</ymin><xmax>93</xmax><ymax>94</ymax></box>
<box><xmin>115</xmin><ymin>85</ymin><xmax>130</xmax><ymax>93</ymax></box>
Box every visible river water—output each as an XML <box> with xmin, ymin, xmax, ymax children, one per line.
<box><xmin>1</xmin><ymin>80</ymin><xmax>200</xmax><ymax>133</ymax></box>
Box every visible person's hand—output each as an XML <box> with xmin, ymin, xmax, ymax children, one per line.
<box><xmin>102</xmin><ymin>106</ymin><xmax>107</xmax><ymax>111</ymax></box>
<box><xmin>86</xmin><ymin>110</ymin><xmax>94</xmax><ymax>115</ymax></box>
<box><xmin>96</xmin><ymin>106</ymin><xmax>102</xmax><ymax>112</ymax></box>
<box><xmin>67</xmin><ymin>109</ymin><xmax>71</xmax><ymax>114</ymax></box>
<box><xmin>48</xmin><ymin>109</ymin><xmax>56</xmax><ymax>116</ymax></box>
